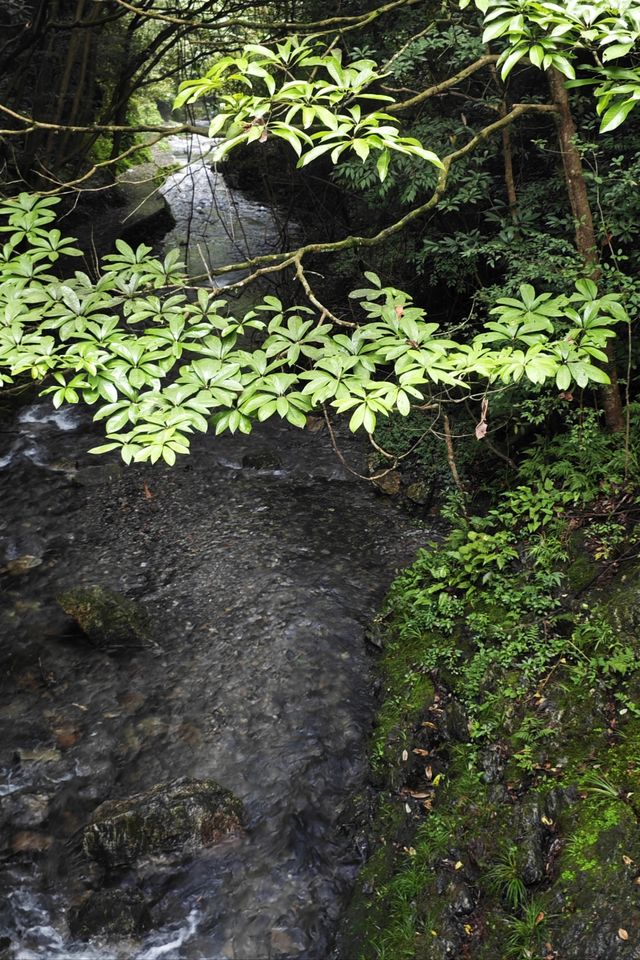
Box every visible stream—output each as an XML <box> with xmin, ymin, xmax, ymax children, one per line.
<box><xmin>0</xmin><ymin>136</ymin><xmax>428</xmax><ymax>959</ymax></box>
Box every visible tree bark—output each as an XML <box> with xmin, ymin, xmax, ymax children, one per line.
<box><xmin>548</xmin><ymin>66</ymin><xmax>624</xmax><ymax>432</ymax></box>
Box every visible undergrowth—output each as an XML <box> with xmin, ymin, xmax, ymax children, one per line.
<box><xmin>349</xmin><ymin>405</ymin><xmax>640</xmax><ymax>960</ymax></box>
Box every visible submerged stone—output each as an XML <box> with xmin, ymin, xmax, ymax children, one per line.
<box><xmin>242</xmin><ymin>449</ymin><xmax>282</xmax><ymax>470</ymax></box>
<box><xmin>1</xmin><ymin>555</ymin><xmax>43</xmax><ymax>575</ymax></box>
<box><xmin>83</xmin><ymin>777</ymin><xmax>244</xmax><ymax>868</ymax></box>
<box><xmin>57</xmin><ymin>586</ymin><xmax>151</xmax><ymax>651</ymax></box>
<box><xmin>68</xmin><ymin>889</ymin><xmax>152</xmax><ymax>939</ymax></box>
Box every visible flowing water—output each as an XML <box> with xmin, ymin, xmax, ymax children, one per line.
<box><xmin>158</xmin><ymin>132</ymin><xmax>299</xmax><ymax>284</ymax></box>
<box><xmin>0</xmin><ymin>138</ymin><xmax>428</xmax><ymax>959</ymax></box>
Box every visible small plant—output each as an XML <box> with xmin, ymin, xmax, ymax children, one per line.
<box><xmin>503</xmin><ymin>899</ymin><xmax>548</xmax><ymax>960</ymax></box>
<box><xmin>582</xmin><ymin>770</ymin><xmax>621</xmax><ymax>802</ymax></box>
<box><xmin>485</xmin><ymin>844</ymin><xmax>527</xmax><ymax>910</ymax></box>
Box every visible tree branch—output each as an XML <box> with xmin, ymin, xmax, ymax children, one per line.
<box><xmin>100</xmin><ymin>0</ymin><xmax>421</xmax><ymax>33</ymax></box>
<box><xmin>204</xmin><ymin>102</ymin><xmax>558</xmax><ymax>278</ymax></box>
<box><xmin>387</xmin><ymin>54</ymin><xmax>500</xmax><ymax>114</ymax></box>
<box><xmin>0</xmin><ymin>102</ymin><xmax>203</xmax><ymax>137</ymax></box>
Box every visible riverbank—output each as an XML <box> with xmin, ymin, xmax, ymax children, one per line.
<box><xmin>338</xmin><ymin>414</ymin><xmax>640</xmax><ymax>960</ymax></box>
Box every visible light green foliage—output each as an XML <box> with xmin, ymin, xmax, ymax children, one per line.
<box><xmin>462</xmin><ymin>0</ymin><xmax>640</xmax><ymax>132</ymax></box>
<box><xmin>174</xmin><ymin>36</ymin><xmax>442</xmax><ymax>178</ymax></box>
<box><xmin>0</xmin><ymin>195</ymin><xmax>626</xmax><ymax>463</ymax></box>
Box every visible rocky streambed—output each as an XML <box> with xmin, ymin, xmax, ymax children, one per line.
<box><xmin>0</xmin><ymin>399</ymin><xmax>428</xmax><ymax>959</ymax></box>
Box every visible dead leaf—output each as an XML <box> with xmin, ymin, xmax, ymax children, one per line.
<box><xmin>535</xmin><ymin>912</ymin><xmax>545</xmax><ymax>926</ymax></box>
<box><xmin>425</xmin><ymin>765</ymin><xmax>433</xmax><ymax>780</ymax></box>
<box><xmin>475</xmin><ymin>419</ymin><xmax>488</xmax><ymax>440</ymax></box>
<box><xmin>413</xmin><ymin>748</ymin><xmax>431</xmax><ymax>757</ymax></box>
<box><xmin>454</xmin><ymin>860</ymin><xmax>463</xmax><ymax>870</ymax></box>
<box><xmin>402</xmin><ymin>749</ymin><xmax>408</xmax><ymax>762</ymax></box>
<box><xmin>143</xmin><ymin>482</ymin><xmax>153</xmax><ymax>500</ymax></box>
<box><xmin>618</xmin><ymin>928</ymin><xmax>629</xmax><ymax>941</ymax></box>
<box><xmin>623</xmin><ymin>855</ymin><xmax>633</xmax><ymax>865</ymax></box>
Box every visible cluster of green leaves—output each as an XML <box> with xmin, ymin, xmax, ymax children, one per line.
<box><xmin>174</xmin><ymin>35</ymin><xmax>442</xmax><ymax>180</ymax></box>
<box><xmin>464</xmin><ymin>0</ymin><xmax>640</xmax><ymax>131</ymax></box>
<box><xmin>0</xmin><ymin>194</ymin><xmax>627</xmax><ymax>464</ymax></box>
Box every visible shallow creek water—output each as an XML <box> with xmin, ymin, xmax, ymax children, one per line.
<box><xmin>0</xmin><ymin>139</ymin><xmax>428</xmax><ymax>959</ymax></box>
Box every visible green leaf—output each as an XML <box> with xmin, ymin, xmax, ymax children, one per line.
<box><xmin>555</xmin><ymin>366</ymin><xmax>571</xmax><ymax>391</ymax></box>
<box><xmin>482</xmin><ymin>16</ymin><xmax>512</xmax><ymax>43</ymax></box>
<box><xmin>500</xmin><ymin>46</ymin><xmax>527</xmax><ymax>80</ymax></box>
<box><xmin>599</xmin><ymin>99</ymin><xmax>636</xmax><ymax>133</ymax></box>
<box><xmin>602</xmin><ymin>43</ymin><xmax>633</xmax><ymax>63</ymax></box>
<box><xmin>376</xmin><ymin>149</ymin><xmax>390</xmax><ymax>182</ymax></box>
<box><xmin>89</xmin><ymin>442</ymin><xmax>120</xmax><ymax>455</ymax></box>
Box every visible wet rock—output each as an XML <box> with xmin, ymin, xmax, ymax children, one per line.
<box><xmin>440</xmin><ymin>700</ymin><xmax>469</xmax><ymax>743</ymax></box>
<box><xmin>372</xmin><ymin>470</ymin><xmax>402</xmax><ymax>496</ymax></box>
<box><xmin>514</xmin><ymin>798</ymin><xmax>546</xmax><ymax>885</ymax></box>
<box><xmin>480</xmin><ymin>743</ymin><xmax>505</xmax><ymax>784</ymax></box>
<box><xmin>446</xmin><ymin>880</ymin><xmax>476</xmax><ymax>917</ymax></box>
<box><xmin>68</xmin><ymin>889</ymin><xmax>152</xmax><ymax>939</ymax></box>
<box><xmin>83</xmin><ymin>777</ymin><xmax>244</xmax><ymax>868</ymax></box>
<box><xmin>242</xmin><ymin>450</ymin><xmax>282</xmax><ymax>470</ymax></box>
<box><xmin>544</xmin><ymin>785</ymin><xmax>575</xmax><ymax>821</ymax></box>
<box><xmin>552</xmin><ymin>908</ymin><xmax>640</xmax><ymax>960</ymax></box>
<box><xmin>405</xmin><ymin>480</ymin><xmax>432</xmax><ymax>506</ymax></box>
<box><xmin>4</xmin><ymin>792</ymin><xmax>49</xmax><ymax>828</ymax></box>
<box><xmin>364</xmin><ymin>618</ymin><xmax>386</xmax><ymax>651</ymax></box>
<box><xmin>57</xmin><ymin>586</ymin><xmax>151</xmax><ymax>651</ymax></box>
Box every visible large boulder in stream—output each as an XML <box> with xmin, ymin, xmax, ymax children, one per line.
<box><xmin>57</xmin><ymin>586</ymin><xmax>151</xmax><ymax>652</ymax></box>
<box><xmin>83</xmin><ymin>777</ymin><xmax>244</xmax><ymax>868</ymax></box>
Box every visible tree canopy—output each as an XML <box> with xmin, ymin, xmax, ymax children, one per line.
<box><xmin>2</xmin><ymin>0</ymin><xmax>640</xmax><ymax>464</ymax></box>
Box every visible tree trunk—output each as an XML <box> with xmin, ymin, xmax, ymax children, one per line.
<box><xmin>548</xmin><ymin>66</ymin><xmax>624</xmax><ymax>432</ymax></box>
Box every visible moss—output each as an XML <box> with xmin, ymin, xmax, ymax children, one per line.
<box><xmin>566</xmin><ymin>552</ymin><xmax>597</xmax><ymax>592</ymax></box>
<box><xmin>371</xmin><ymin>627</ymin><xmax>437</xmax><ymax>775</ymax></box>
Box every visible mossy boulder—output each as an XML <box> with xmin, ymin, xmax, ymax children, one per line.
<box><xmin>57</xmin><ymin>586</ymin><xmax>151</xmax><ymax>651</ymax></box>
<box><xmin>68</xmin><ymin>889</ymin><xmax>152</xmax><ymax>939</ymax></box>
<box><xmin>83</xmin><ymin>777</ymin><xmax>243</xmax><ymax>868</ymax></box>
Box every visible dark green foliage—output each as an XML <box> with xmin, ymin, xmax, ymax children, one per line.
<box><xmin>341</xmin><ymin>408</ymin><xmax>640</xmax><ymax>959</ymax></box>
